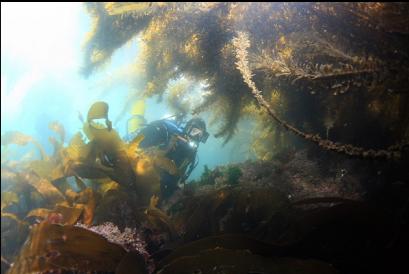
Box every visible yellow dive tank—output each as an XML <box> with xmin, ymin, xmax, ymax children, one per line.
<box><xmin>127</xmin><ymin>99</ymin><xmax>146</xmax><ymax>136</ymax></box>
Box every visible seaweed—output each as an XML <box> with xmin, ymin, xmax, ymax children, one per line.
<box><xmin>7</xmin><ymin>222</ymin><xmax>127</xmax><ymax>274</ymax></box>
<box><xmin>158</xmin><ymin>247</ymin><xmax>338</xmax><ymax>274</ymax></box>
<box><xmin>2</xmin><ymin>4</ymin><xmax>409</xmax><ymax>273</ymax></box>
<box><xmin>81</xmin><ymin>3</ymin><xmax>409</xmax><ymax>153</ymax></box>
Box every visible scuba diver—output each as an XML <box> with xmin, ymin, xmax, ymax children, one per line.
<box><xmin>132</xmin><ymin>115</ymin><xmax>209</xmax><ymax>199</ymax></box>
<box><xmin>80</xmin><ymin>101</ymin><xmax>209</xmax><ymax>200</ymax></box>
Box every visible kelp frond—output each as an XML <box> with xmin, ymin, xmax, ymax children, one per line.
<box><xmin>80</xmin><ymin>3</ymin><xmax>409</xmax><ymax>151</ymax></box>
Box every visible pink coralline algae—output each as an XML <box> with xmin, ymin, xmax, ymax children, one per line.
<box><xmin>76</xmin><ymin>222</ymin><xmax>147</xmax><ymax>253</ymax></box>
<box><xmin>75</xmin><ymin>222</ymin><xmax>155</xmax><ymax>271</ymax></box>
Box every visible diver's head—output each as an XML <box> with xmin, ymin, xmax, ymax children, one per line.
<box><xmin>184</xmin><ymin>117</ymin><xmax>209</xmax><ymax>144</ymax></box>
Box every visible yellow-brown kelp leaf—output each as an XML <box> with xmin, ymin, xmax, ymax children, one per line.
<box><xmin>60</xmin><ymin>133</ymin><xmax>93</xmax><ymax>177</ymax></box>
<box><xmin>76</xmin><ymin>187</ymin><xmax>96</xmax><ymax>226</ymax></box>
<box><xmin>29</xmin><ymin>159</ymin><xmax>60</xmax><ymax>181</ymax></box>
<box><xmin>1</xmin><ymin>131</ymin><xmax>49</xmax><ymax>160</ymax></box>
<box><xmin>1</xmin><ymin>131</ymin><xmax>33</xmax><ymax>146</ymax></box>
<box><xmin>48</xmin><ymin>121</ymin><xmax>65</xmax><ymax>143</ymax></box>
<box><xmin>95</xmin><ymin>178</ymin><xmax>120</xmax><ymax>197</ymax></box>
<box><xmin>79</xmin><ymin>123</ymin><xmax>138</xmax><ymax>188</ymax></box>
<box><xmin>20</xmin><ymin>172</ymin><xmax>65</xmax><ymax>205</ymax></box>
<box><xmin>87</xmin><ymin>101</ymin><xmax>109</xmax><ymax>121</ymax></box>
<box><xmin>49</xmin><ymin>136</ymin><xmax>63</xmax><ymax>156</ymax></box>
<box><xmin>126</xmin><ymin>134</ymin><xmax>145</xmax><ymax>161</ymax></box>
<box><xmin>1</xmin><ymin>191</ymin><xmax>19</xmax><ymax>211</ymax></box>
<box><xmin>26</xmin><ymin>204</ymin><xmax>84</xmax><ymax>225</ymax></box>
<box><xmin>145</xmin><ymin>195</ymin><xmax>177</xmax><ymax>240</ymax></box>
<box><xmin>26</xmin><ymin>208</ymin><xmax>54</xmax><ymax>220</ymax></box>
<box><xmin>81</xmin><ymin>103</ymin><xmax>128</xmax><ymax>174</ymax></box>
<box><xmin>1</xmin><ymin>212</ymin><xmax>24</xmax><ymax>225</ymax></box>
<box><xmin>135</xmin><ymin>147</ymin><xmax>179</xmax><ymax>178</ymax></box>
<box><xmin>8</xmin><ymin>222</ymin><xmax>127</xmax><ymax>274</ymax></box>
<box><xmin>83</xmin><ymin>122</ymin><xmax>124</xmax><ymax>154</ymax></box>
<box><xmin>54</xmin><ymin>203</ymin><xmax>84</xmax><ymax>225</ymax></box>
<box><xmin>158</xmin><ymin>234</ymin><xmax>284</xmax><ymax>269</ymax></box>
<box><xmin>158</xmin><ymin>248</ymin><xmax>338</xmax><ymax>274</ymax></box>
<box><xmin>71</xmin><ymin>162</ymin><xmax>113</xmax><ymax>180</ymax></box>
<box><xmin>64</xmin><ymin>188</ymin><xmax>80</xmax><ymax>204</ymax></box>
<box><xmin>149</xmin><ymin>194</ymin><xmax>160</xmax><ymax>208</ymax></box>
<box><xmin>64</xmin><ymin>132</ymin><xmax>90</xmax><ymax>161</ymax></box>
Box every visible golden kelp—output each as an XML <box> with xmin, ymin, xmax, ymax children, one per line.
<box><xmin>1</xmin><ymin>191</ymin><xmax>19</xmax><ymax>211</ymax></box>
<box><xmin>75</xmin><ymin>187</ymin><xmax>96</xmax><ymax>226</ymax></box>
<box><xmin>145</xmin><ymin>195</ymin><xmax>177</xmax><ymax>240</ymax></box>
<box><xmin>8</xmin><ymin>222</ymin><xmax>127</xmax><ymax>274</ymax></box>
<box><xmin>93</xmin><ymin>178</ymin><xmax>120</xmax><ymax>197</ymax></box>
<box><xmin>48</xmin><ymin>121</ymin><xmax>65</xmax><ymax>143</ymax></box>
<box><xmin>158</xmin><ymin>234</ymin><xmax>284</xmax><ymax>269</ymax></box>
<box><xmin>82</xmin><ymin>2</ymin><xmax>409</xmax><ymax>156</ymax></box>
<box><xmin>1</xmin><ymin>131</ymin><xmax>48</xmax><ymax>160</ymax></box>
<box><xmin>27</xmin><ymin>203</ymin><xmax>83</xmax><ymax>225</ymax></box>
<box><xmin>19</xmin><ymin>172</ymin><xmax>65</xmax><ymax>205</ymax></box>
<box><xmin>1</xmin><ymin>131</ymin><xmax>33</xmax><ymax>146</ymax></box>
<box><xmin>25</xmin><ymin>183</ymin><xmax>97</xmax><ymax>226</ymax></box>
<box><xmin>158</xmin><ymin>247</ymin><xmax>337</xmax><ymax>274</ymax></box>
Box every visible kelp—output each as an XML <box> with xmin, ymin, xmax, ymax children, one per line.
<box><xmin>19</xmin><ymin>171</ymin><xmax>66</xmax><ymax>206</ymax></box>
<box><xmin>1</xmin><ymin>131</ymin><xmax>48</xmax><ymax>160</ymax></box>
<box><xmin>157</xmin><ymin>233</ymin><xmax>286</xmax><ymax>269</ymax></box>
<box><xmin>157</xmin><ymin>247</ymin><xmax>338</xmax><ymax>274</ymax></box>
<box><xmin>145</xmin><ymin>195</ymin><xmax>177</xmax><ymax>240</ymax></box>
<box><xmin>1</xmin><ymin>192</ymin><xmax>19</xmax><ymax>211</ymax></box>
<box><xmin>1</xmin><ymin>131</ymin><xmax>34</xmax><ymax>146</ymax></box>
<box><xmin>1</xmin><ymin>101</ymin><xmax>178</xmax><ymax>272</ymax></box>
<box><xmin>81</xmin><ymin>2</ymin><xmax>409</xmax><ymax>156</ymax></box>
<box><xmin>76</xmin><ymin>187</ymin><xmax>97</xmax><ymax>226</ymax></box>
<box><xmin>48</xmin><ymin>121</ymin><xmax>65</xmax><ymax>144</ymax></box>
<box><xmin>93</xmin><ymin>178</ymin><xmax>120</xmax><ymax>197</ymax></box>
<box><xmin>233</xmin><ymin>31</ymin><xmax>408</xmax><ymax>159</ymax></box>
<box><xmin>8</xmin><ymin>222</ymin><xmax>127</xmax><ymax>274</ymax></box>
<box><xmin>26</xmin><ymin>187</ymin><xmax>97</xmax><ymax>226</ymax></box>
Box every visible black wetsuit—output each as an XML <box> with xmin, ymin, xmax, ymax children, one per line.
<box><xmin>137</xmin><ymin>119</ymin><xmax>197</xmax><ymax>199</ymax></box>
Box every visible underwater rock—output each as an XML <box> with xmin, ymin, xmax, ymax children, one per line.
<box><xmin>169</xmin><ymin>186</ymin><xmax>289</xmax><ymax>242</ymax></box>
<box><xmin>193</xmin><ymin>150</ymin><xmax>364</xmax><ymax>201</ymax></box>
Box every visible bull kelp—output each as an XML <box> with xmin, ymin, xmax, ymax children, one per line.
<box><xmin>1</xmin><ymin>2</ymin><xmax>409</xmax><ymax>274</ymax></box>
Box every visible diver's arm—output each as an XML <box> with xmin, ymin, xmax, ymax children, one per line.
<box><xmin>179</xmin><ymin>153</ymin><xmax>198</xmax><ymax>184</ymax></box>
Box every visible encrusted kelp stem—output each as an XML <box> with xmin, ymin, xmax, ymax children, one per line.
<box><xmin>233</xmin><ymin>31</ymin><xmax>406</xmax><ymax>160</ymax></box>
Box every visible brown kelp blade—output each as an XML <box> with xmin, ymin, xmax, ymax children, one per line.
<box><xmin>8</xmin><ymin>222</ymin><xmax>127</xmax><ymax>274</ymax></box>
<box><xmin>158</xmin><ymin>247</ymin><xmax>338</xmax><ymax>274</ymax></box>
<box><xmin>48</xmin><ymin>121</ymin><xmax>65</xmax><ymax>143</ymax></box>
